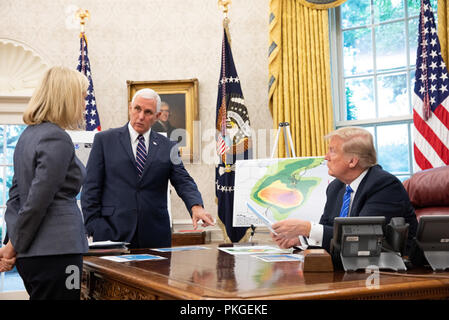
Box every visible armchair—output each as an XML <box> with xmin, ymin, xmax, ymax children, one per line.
<box><xmin>403</xmin><ymin>165</ymin><xmax>449</xmax><ymax>220</ymax></box>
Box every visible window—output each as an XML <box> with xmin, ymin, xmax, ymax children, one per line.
<box><xmin>0</xmin><ymin>124</ymin><xmax>26</xmax><ymax>292</ymax></box>
<box><xmin>331</xmin><ymin>0</ymin><xmax>438</xmax><ymax>181</ymax></box>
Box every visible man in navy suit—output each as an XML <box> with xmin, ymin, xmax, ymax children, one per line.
<box><xmin>81</xmin><ymin>88</ymin><xmax>214</xmax><ymax>248</ymax></box>
<box><xmin>271</xmin><ymin>127</ymin><xmax>417</xmax><ymax>253</ymax></box>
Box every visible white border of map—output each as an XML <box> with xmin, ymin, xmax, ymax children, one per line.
<box><xmin>233</xmin><ymin>157</ymin><xmax>334</xmax><ymax>227</ymax></box>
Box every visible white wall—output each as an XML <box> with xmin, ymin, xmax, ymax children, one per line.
<box><xmin>0</xmin><ymin>0</ymin><xmax>271</xmax><ymax>226</ymax></box>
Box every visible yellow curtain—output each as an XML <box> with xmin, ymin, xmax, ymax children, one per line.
<box><xmin>438</xmin><ymin>0</ymin><xmax>449</xmax><ymax>66</ymax></box>
<box><xmin>269</xmin><ymin>0</ymin><xmax>344</xmax><ymax>157</ymax></box>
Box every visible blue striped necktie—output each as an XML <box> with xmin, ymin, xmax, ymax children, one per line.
<box><xmin>339</xmin><ymin>185</ymin><xmax>353</xmax><ymax>217</ymax></box>
<box><xmin>136</xmin><ymin>134</ymin><xmax>147</xmax><ymax>178</ymax></box>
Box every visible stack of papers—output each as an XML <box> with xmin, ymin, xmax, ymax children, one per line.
<box><xmin>151</xmin><ymin>246</ymin><xmax>209</xmax><ymax>252</ymax></box>
<box><xmin>86</xmin><ymin>241</ymin><xmax>130</xmax><ymax>256</ymax></box>
<box><xmin>88</xmin><ymin>240</ymin><xmax>129</xmax><ymax>249</ymax></box>
<box><xmin>218</xmin><ymin>245</ymin><xmax>291</xmax><ymax>255</ymax></box>
<box><xmin>255</xmin><ymin>254</ymin><xmax>304</xmax><ymax>262</ymax></box>
<box><xmin>100</xmin><ymin>254</ymin><xmax>166</xmax><ymax>262</ymax></box>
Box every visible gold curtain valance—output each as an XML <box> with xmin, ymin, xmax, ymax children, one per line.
<box><xmin>297</xmin><ymin>0</ymin><xmax>347</xmax><ymax>10</ymax></box>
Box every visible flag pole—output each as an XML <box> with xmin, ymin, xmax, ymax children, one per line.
<box><xmin>75</xmin><ymin>8</ymin><xmax>101</xmax><ymax>132</ymax></box>
<box><xmin>76</xmin><ymin>9</ymin><xmax>90</xmax><ymax>74</ymax></box>
<box><xmin>218</xmin><ymin>0</ymin><xmax>232</xmax><ymax>167</ymax></box>
<box><xmin>218</xmin><ymin>0</ymin><xmax>232</xmax><ymax>46</ymax></box>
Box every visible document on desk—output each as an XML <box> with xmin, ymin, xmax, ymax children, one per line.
<box><xmin>88</xmin><ymin>240</ymin><xmax>129</xmax><ymax>248</ymax></box>
<box><xmin>100</xmin><ymin>254</ymin><xmax>167</xmax><ymax>262</ymax></box>
<box><xmin>151</xmin><ymin>246</ymin><xmax>210</xmax><ymax>252</ymax></box>
<box><xmin>246</xmin><ymin>202</ymin><xmax>278</xmax><ymax>235</ymax></box>
<box><xmin>255</xmin><ymin>254</ymin><xmax>304</xmax><ymax>262</ymax></box>
<box><xmin>218</xmin><ymin>245</ymin><xmax>291</xmax><ymax>255</ymax></box>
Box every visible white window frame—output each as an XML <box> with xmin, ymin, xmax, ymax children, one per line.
<box><xmin>329</xmin><ymin>0</ymin><xmax>423</xmax><ymax>179</ymax></box>
<box><xmin>0</xmin><ymin>98</ymin><xmax>28</xmax><ymax>294</ymax></box>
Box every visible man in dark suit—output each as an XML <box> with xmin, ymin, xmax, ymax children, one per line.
<box><xmin>271</xmin><ymin>127</ymin><xmax>417</xmax><ymax>253</ymax></box>
<box><xmin>81</xmin><ymin>88</ymin><xmax>214</xmax><ymax>248</ymax></box>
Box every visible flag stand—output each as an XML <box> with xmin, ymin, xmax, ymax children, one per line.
<box><xmin>249</xmin><ymin>122</ymin><xmax>296</xmax><ymax>242</ymax></box>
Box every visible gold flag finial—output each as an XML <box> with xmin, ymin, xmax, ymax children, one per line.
<box><xmin>218</xmin><ymin>0</ymin><xmax>231</xmax><ymax>18</ymax></box>
<box><xmin>218</xmin><ymin>0</ymin><xmax>231</xmax><ymax>44</ymax></box>
<box><xmin>76</xmin><ymin>9</ymin><xmax>90</xmax><ymax>33</ymax></box>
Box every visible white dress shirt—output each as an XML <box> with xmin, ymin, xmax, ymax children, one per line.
<box><xmin>128</xmin><ymin>123</ymin><xmax>150</xmax><ymax>160</ymax></box>
<box><xmin>298</xmin><ymin>169</ymin><xmax>369</xmax><ymax>249</ymax></box>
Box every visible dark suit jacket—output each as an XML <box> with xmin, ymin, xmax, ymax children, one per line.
<box><xmin>5</xmin><ymin>122</ymin><xmax>88</xmax><ymax>258</ymax></box>
<box><xmin>152</xmin><ymin>120</ymin><xmax>182</xmax><ymax>144</ymax></box>
<box><xmin>152</xmin><ymin>120</ymin><xmax>176</xmax><ymax>138</ymax></box>
<box><xmin>81</xmin><ymin>123</ymin><xmax>203</xmax><ymax>248</ymax></box>
<box><xmin>319</xmin><ymin>165</ymin><xmax>418</xmax><ymax>253</ymax></box>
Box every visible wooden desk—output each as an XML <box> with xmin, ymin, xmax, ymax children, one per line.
<box><xmin>171</xmin><ymin>230</ymin><xmax>206</xmax><ymax>247</ymax></box>
<box><xmin>82</xmin><ymin>243</ymin><xmax>449</xmax><ymax>300</ymax></box>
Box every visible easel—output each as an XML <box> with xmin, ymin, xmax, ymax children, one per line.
<box><xmin>249</xmin><ymin>122</ymin><xmax>296</xmax><ymax>242</ymax></box>
<box><xmin>271</xmin><ymin>122</ymin><xmax>296</xmax><ymax>158</ymax></box>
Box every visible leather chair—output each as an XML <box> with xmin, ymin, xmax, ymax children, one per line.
<box><xmin>403</xmin><ymin>165</ymin><xmax>449</xmax><ymax>220</ymax></box>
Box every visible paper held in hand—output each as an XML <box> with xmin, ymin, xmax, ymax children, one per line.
<box><xmin>246</xmin><ymin>202</ymin><xmax>278</xmax><ymax>235</ymax></box>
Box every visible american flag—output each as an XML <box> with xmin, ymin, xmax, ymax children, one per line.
<box><xmin>215</xmin><ymin>27</ymin><xmax>252</xmax><ymax>243</ymax></box>
<box><xmin>413</xmin><ymin>0</ymin><xmax>449</xmax><ymax>170</ymax></box>
<box><xmin>77</xmin><ymin>33</ymin><xmax>101</xmax><ymax>131</ymax></box>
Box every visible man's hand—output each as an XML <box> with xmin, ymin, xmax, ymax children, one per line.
<box><xmin>191</xmin><ymin>205</ymin><xmax>215</xmax><ymax>229</ymax></box>
<box><xmin>272</xmin><ymin>218</ymin><xmax>311</xmax><ymax>239</ymax></box>
<box><xmin>271</xmin><ymin>233</ymin><xmax>300</xmax><ymax>249</ymax></box>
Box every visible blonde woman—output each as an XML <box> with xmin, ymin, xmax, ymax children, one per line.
<box><xmin>0</xmin><ymin>66</ymin><xmax>89</xmax><ymax>299</ymax></box>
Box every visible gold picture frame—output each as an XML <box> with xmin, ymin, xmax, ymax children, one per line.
<box><xmin>127</xmin><ymin>79</ymin><xmax>199</xmax><ymax>161</ymax></box>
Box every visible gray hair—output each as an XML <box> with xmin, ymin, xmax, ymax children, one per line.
<box><xmin>131</xmin><ymin>88</ymin><xmax>161</xmax><ymax>112</ymax></box>
<box><xmin>325</xmin><ymin>126</ymin><xmax>377</xmax><ymax>170</ymax></box>
<box><xmin>160</xmin><ymin>101</ymin><xmax>170</xmax><ymax>109</ymax></box>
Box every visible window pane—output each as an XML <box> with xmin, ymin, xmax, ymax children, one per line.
<box><xmin>374</xmin><ymin>0</ymin><xmax>404</xmax><ymax>23</ymax></box>
<box><xmin>408</xmin><ymin>0</ymin><xmax>438</xmax><ymax>17</ymax></box>
<box><xmin>376</xmin><ymin>21</ymin><xmax>406</xmax><ymax>71</ymax></box>
<box><xmin>410</xmin><ymin>68</ymin><xmax>416</xmax><ymax>97</ymax></box>
<box><xmin>5</xmin><ymin>166</ymin><xmax>13</xmax><ymax>202</ymax></box>
<box><xmin>343</xmin><ymin>28</ymin><xmax>373</xmax><ymax>76</ymax></box>
<box><xmin>0</xmin><ymin>166</ymin><xmax>4</xmax><ymax>206</ymax></box>
<box><xmin>0</xmin><ymin>125</ymin><xmax>4</xmax><ymax>165</ymax></box>
<box><xmin>407</xmin><ymin>0</ymin><xmax>420</xmax><ymax>16</ymax></box>
<box><xmin>377</xmin><ymin>73</ymin><xmax>409</xmax><ymax>117</ymax></box>
<box><xmin>410</xmin><ymin>122</ymin><xmax>415</xmax><ymax>169</ymax></box>
<box><xmin>377</xmin><ymin>124</ymin><xmax>410</xmax><ymax>173</ymax></box>
<box><xmin>345</xmin><ymin>77</ymin><xmax>375</xmax><ymax>120</ymax></box>
<box><xmin>408</xmin><ymin>18</ymin><xmax>418</xmax><ymax>66</ymax></box>
<box><xmin>6</xmin><ymin>125</ymin><xmax>26</xmax><ymax>165</ymax></box>
<box><xmin>341</xmin><ymin>0</ymin><xmax>371</xmax><ymax>29</ymax></box>
<box><xmin>0</xmin><ymin>208</ymin><xmax>3</xmax><ymax>242</ymax></box>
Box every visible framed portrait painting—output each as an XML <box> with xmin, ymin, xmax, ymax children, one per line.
<box><xmin>127</xmin><ymin>79</ymin><xmax>199</xmax><ymax>161</ymax></box>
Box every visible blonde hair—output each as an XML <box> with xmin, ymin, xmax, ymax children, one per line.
<box><xmin>325</xmin><ymin>127</ymin><xmax>377</xmax><ymax>169</ymax></box>
<box><xmin>23</xmin><ymin>66</ymin><xmax>89</xmax><ymax>130</ymax></box>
